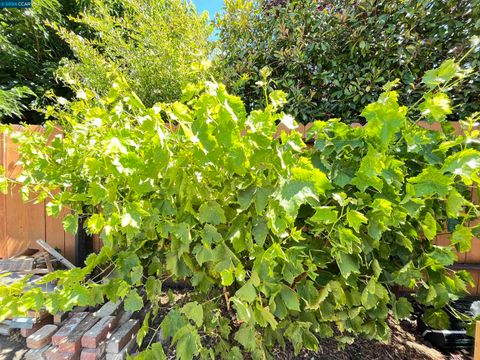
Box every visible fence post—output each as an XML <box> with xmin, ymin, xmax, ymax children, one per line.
<box><xmin>475</xmin><ymin>321</ymin><xmax>480</xmax><ymax>360</ymax></box>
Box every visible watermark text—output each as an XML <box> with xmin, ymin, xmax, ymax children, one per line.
<box><xmin>0</xmin><ymin>1</ymin><xmax>32</xmax><ymax>8</ymax></box>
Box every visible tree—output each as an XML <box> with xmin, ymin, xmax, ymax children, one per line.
<box><xmin>0</xmin><ymin>0</ymin><xmax>85</xmax><ymax>123</ymax></box>
<box><xmin>55</xmin><ymin>0</ymin><xmax>213</xmax><ymax>107</ymax></box>
<box><xmin>216</xmin><ymin>0</ymin><xmax>480</xmax><ymax>123</ymax></box>
<box><xmin>0</xmin><ymin>0</ymin><xmax>213</xmax><ymax>122</ymax></box>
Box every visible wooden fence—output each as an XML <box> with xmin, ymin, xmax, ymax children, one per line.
<box><xmin>0</xmin><ymin>126</ymin><xmax>75</xmax><ymax>262</ymax></box>
<box><xmin>0</xmin><ymin>123</ymin><xmax>479</xmax><ymax>293</ymax></box>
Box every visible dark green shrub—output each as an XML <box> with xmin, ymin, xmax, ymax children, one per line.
<box><xmin>216</xmin><ymin>0</ymin><xmax>480</xmax><ymax>123</ymax></box>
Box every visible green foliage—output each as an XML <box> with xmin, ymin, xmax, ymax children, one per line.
<box><xmin>216</xmin><ymin>0</ymin><xmax>480</xmax><ymax>123</ymax></box>
<box><xmin>0</xmin><ymin>58</ymin><xmax>479</xmax><ymax>359</ymax></box>
<box><xmin>0</xmin><ymin>87</ymin><xmax>36</xmax><ymax>119</ymax></box>
<box><xmin>55</xmin><ymin>0</ymin><xmax>213</xmax><ymax>108</ymax></box>
<box><xmin>0</xmin><ymin>0</ymin><xmax>85</xmax><ymax>123</ymax></box>
<box><xmin>0</xmin><ymin>0</ymin><xmax>212</xmax><ymax>122</ymax></box>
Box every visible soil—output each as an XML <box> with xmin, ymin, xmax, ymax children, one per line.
<box><xmin>255</xmin><ymin>317</ymin><xmax>470</xmax><ymax>360</ymax></box>
<box><xmin>0</xmin><ymin>290</ymin><xmax>473</xmax><ymax>360</ymax></box>
<box><xmin>0</xmin><ymin>332</ymin><xmax>27</xmax><ymax>360</ymax></box>
<box><xmin>0</xmin><ymin>320</ymin><xmax>472</xmax><ymax>360</ymax></box>
<box><xmin>140</xmin><ymin>293</ymin><xmax>472</xmax><ymax>360</ymax></box>
<box><xmin>138</xmin><ymin>288</ymin><xmax>473</xmax><ymax>360</ymax></box>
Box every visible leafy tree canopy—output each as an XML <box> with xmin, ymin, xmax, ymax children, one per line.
<box><xmin>216</xmin><ymin>0</ymin><xmax>480</xmax><ymax>123</ymax></box>
<box><xmin>55</xmin><ymin>0</ymin><xmax>213</xmax><ymax>107</ymax></box>
<box><xmin>0</xmin><ymin>0</ymin><xmax>213</xmax><ymax>122</ymax></box>
<box><xmin>0</xmin><ymin>0</ymin><xmax>85</xmax><ymax>123</ymax></box>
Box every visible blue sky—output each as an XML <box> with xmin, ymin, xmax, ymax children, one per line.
<box><xmin>193</xmin><ymin>0</ymin><xmax>224</xmax><ymax>19</ymax></box>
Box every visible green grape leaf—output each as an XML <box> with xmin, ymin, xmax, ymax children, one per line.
<box><xmin>234</xmin><ymin>324</ymin><xmax>258</xmax><ymax>352</ymax></box>
<box><xmin>336</xmin><ymin>252</ymin><xmax>360</xmax><ymax>278</ymax></box>
<box><xmin>62</xmin><ymin>214</ymin><xmax>78</xmax><ymax>235</ymax></box>
<box><xmin>423</xmin><ymin>308</ymin><xmax>450</xmax><ymax>329</ymax></box>
<box><xmin>446</xmin><ymin>189</ymin><xmax>466</xmax><ymax>218</ymax></box>
<box><xmin>88</xmin><ymin>182</ymin><xmax>107</xmax><ymax>203</ymax></box>
<box><xmin>422</xmin><ymin>59</ymin><xmax>461</xmax><ymax>89</ymax></box>
<box><xmin>421</xmin><ymin>213</ymin><xmax>438</xmax><ymax>241</ymax></box>
<box><xmin>198</xmin><ymin>201</ymin><xmax>226</xmax><ymax>225</ymax></box>
<box><xmin>418</xmin><ymin>93</ymin><xmax>452</xmax><ymax>123</ymax></box>
<box><xmin>254</xmin><ymin>303</ymin><xmax>278</xmax><ymax>329</ymax></box>
<box><xmin>451</xmin><ymin>225</ymin><xmax>473</xmax><ymax>252</ymax></box>
<box><xmin>351</xmin><ymin>146</ymin><xmax>384</xmax><ymax>191</ymax></box>
<box><xmin>87</xmin><ymin>213</ymin><xmax>105</xmax><ymax>233</ymax></box>
<box><xmin>238</xmin><ymin>186</ymin><xmax>255</xmax><ymax>210</ymax></box>
<box><xmin>291</xmin><ymin>167</ymin><xmax>332</xmax><ymax>195</ymax></box>
<box><xmin>269</xmin><ymin>90</ymin><xmax>288</xmax><ymax>109</ymax></box>
<box><xmin>172</xmin><ymin>325</ymin><xmax>201</xmax><ymax>360</ymax></box>
<box><xmin>277</xmin><ymin>167</ymin><xmax>332</xmax><ymax>219</ymax></box>
<box><xmin>135</xmin><ymin>343</ymin><xmax>166</xmax><ymax>360</ymax></box>
<box><xmin>180</xmin><ymin>302</ymin><xmax>203</xmax><ymax>327</ymax></box>
<box><xmin>231</xmin><ymin>297</ymin><xmax>252</xmax><ymax>322</ymax></box>
<box><xmin>280</xmin><ymin>286</ymin><xmax>300</xmax><ymax>311</ymax></box>
<box><xmin>145</xmin><ymin>276</ymin><xmax>162</xmax><ymax>301</ymax></box>
<box><xmin>252</xmin><ymin>218</ymin><xmax>268</xmax><ymax>246</ymax></box>
<box><xmin>220</xmin><ymin>268</ymin><xmax>234</xmax><ymax>286</ymax></box>
<box><xmin>161</xmin><ymin>309</ymin><xmax>188</xmax><ymax>340</ymax></box>
<box><xmin>362</xmin><ymin>91</ymin><xmax>407</xmax><ymax>145</ymax></box>
<box><xmin>202</xmin><ymin>224</ymin><xmax>222</xmax><ymax>245</ymax></box>
<box><xmin>309</xmin><ymin>206</ymin><xmax>338</xmax><ymax>225</ymax></box>
<box><xmin>124</xmin><ymin>290</ymin><xmax>144</xmax><ymax>312</ymax></box>
<box><xmin>442</xmin><ymin>149</ymin><xmax>480</xmax><ymax>182</ymax></box>
<box><xmin>137</xmin><ymin>312</ymin><xmax>151</xmax><ymax>347</ymax></box>
<box><xmin>392</xmin><ymin>297</ymin><xmax>413</xmax><ymax>319</ymax></box>
<box><xmin>361</xmin><ymin>279</ymin><xmax>378</xmax><ymax>310</ymax></box>
<box><xmin>408</xmin><ymin>166</ymin><xmax>452</xmax><ymax>197</ymax></box>
<box><xmin>235</xmin><ymin>281</ymin><xmax>257</xmax><ymax>303</ymax></box>
<box><xmin>346</xmin><ymin>209</ymin><xmax>368</xmax><ymax>232</ymax></box>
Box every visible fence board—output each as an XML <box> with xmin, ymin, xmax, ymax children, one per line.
<box><xmin>0</xmin><ymin>126</ymin><xmax>72</xmax><ymax>261</ymax></box>
<box><xmin>5</xmin><ymin>126</ymin><xmax>46</xmax><ymax>258</ymax></box>
<box><xmin>45</xmin><ymin>211</ymin><xmax>66</xmax><ymax>256</ymax></box>
<box><xmin>468</xmin><ymin>271</ymin><xmax>480</xmax><ymax>296</ymax></box>
<box><xmin>0</xmin><ymin>132</ymin><xmax>5</xmax><ymax>259</ymax></box>
<box><xmin>64</xmin><ymin>230</ymin><xmax>75</xmax><ymax>263</ymax></box>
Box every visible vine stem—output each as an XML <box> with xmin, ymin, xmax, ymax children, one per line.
<box><xmin>223</xmin><ymin>286</ymin><xmax>230</xmax><ymax>311</ymax></box>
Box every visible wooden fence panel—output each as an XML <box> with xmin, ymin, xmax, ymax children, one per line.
<box><xmin>0</xmin><ymin>126</ymin><xmax>71</xmax><ymax>261</ymax></box>
<box><xmin>0</xmin><ymin>131</ymin><xmax>5</xmax><ymax>259</ymax></box>
<box><xmin>4</xmin><ymin>126</ymin><xmax>45</xmax><ymax>257</ymax></box>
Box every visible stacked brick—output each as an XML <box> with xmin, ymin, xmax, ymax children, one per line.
<box><xmin>5</xmin><ymin>310</ymin><xmax>55</xmax><ymax>338</ymax></box>
<box><xmin>23</xmin><ymin>302</ymin><xmax>140</xmax><ymax>360</ymax></box>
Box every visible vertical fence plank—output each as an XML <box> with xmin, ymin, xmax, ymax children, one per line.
<box><xmin>92</xmin><ymin>234</ymin><xmax>103</xmax><ymax>254</ymax></box>
<box><xmin>64</xmin><ymin>230</ymin><xmax>75</xmax><ymax>263</ymax></box>
<box><xmin>475</xmin><ymin>320</ymin><xmax>480</xmax><ymax>360</ymax></box>
<box><xmin>5</xmin><ymin>126</ymin><xmax>46</xmax><ymax>257</ymax></box>
<box><xmin>45</xmin><ymin>212</ymin><xmax>66</xmax><ymax>257</ymax></box>
<box><xmin>0</xmin><ymin>131</ymin><xmax>5</xmax><ymax>258</ymax></box>
<box><xmin>467</xmin><ymin>271</ymin><xmax>480</xmax><ymax>296</ymax></box>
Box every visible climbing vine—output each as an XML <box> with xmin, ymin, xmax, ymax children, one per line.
<box><xmin>0</xmin><ymin>57</ymin><xmax>479</xmax><ymax>359</ymax></box>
